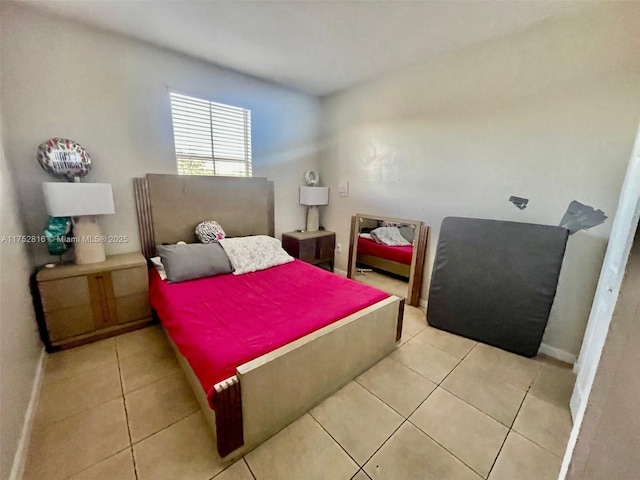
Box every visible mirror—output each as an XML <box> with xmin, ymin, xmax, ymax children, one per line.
<box><xmin>348</xmin><ymin>214</ymin><xmax>428</xmax><ymax>307</ymax></box>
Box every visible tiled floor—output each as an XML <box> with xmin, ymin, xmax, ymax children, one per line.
<box><xmin>354</xmin><ymin>270</ymin><xmax>409</xmax><ymax>300</ymax></box>
<box><xmin>24</xmin><ymin>307</ymin><xmax>575</xmax><ymax>480</ymax></box>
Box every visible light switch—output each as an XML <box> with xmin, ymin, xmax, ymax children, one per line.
<box><xmin>339</xmin><ymin>181</ymin><xmax>349</xmax><ymax>197</ymax></box>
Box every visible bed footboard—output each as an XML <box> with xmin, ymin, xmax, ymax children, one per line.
<box><xmin>235</xmin><ymin>295</ymin><xmax>402</xmax><ymax>456</ymax></box>
<box><xmin>212</xmin><ymin>377</ymin><xmax>244</xmax><ymax>457</ymax></box>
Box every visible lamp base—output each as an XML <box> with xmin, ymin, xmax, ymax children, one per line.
<box><xmin>72</xmin><ymin>216</ymin><xmax>107</xmax><ymax>265</ymax></box>
<box><xmin>306</xmin><ymin>206</ymin><xmax>320</xmax><ymax>232</ymax></box>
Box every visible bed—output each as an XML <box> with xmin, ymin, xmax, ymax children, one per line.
<box><xmin>134</xmin><ymin>174</ymin><xmax>404</xmax><ymax>459</ymax></box>
<box><xmin>356</xmin><ymin>235</ymin><xmax>413</xmax><ymax>278</ymax></box>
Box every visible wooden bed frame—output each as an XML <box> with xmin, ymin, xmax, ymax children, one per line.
<box><xmin>356</xmin><ymin>251</ymin><xmax>412</xmax><ymax>279</ymax></box>
<box><xmin>134</xmin><ymin>174</ymin><xmax>403</xmax><ymax>459</ymax></box>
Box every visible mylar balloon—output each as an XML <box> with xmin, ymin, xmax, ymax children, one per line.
<box><xmin>37</xmin><ymin>138</ymin><xmax>92</xmax><ymax>181</ymax></box>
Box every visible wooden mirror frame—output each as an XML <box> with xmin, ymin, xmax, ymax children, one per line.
<box><xmin>348</xmin><ymin>214</ymin><xmax>429</xmax><ymax>307</ymax></box>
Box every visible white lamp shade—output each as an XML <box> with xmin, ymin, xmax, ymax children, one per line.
<box><xmin>43</xmin><ymin>182</ymin><xmax>115</xmax><ymax>217</ymax></box>
<box><xmin>299</xmin><ymin>186</ymin><xmax>329</xmax><ymax>206</ymax></box>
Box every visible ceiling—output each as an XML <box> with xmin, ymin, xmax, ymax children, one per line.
<box><xmin>20</xmin><ymin>1</ymin><xmax>583</xmax><ymax>96</ymax></box>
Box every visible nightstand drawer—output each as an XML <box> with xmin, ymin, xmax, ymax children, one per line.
<box><xmin>39</xmin><ymin>276</ymin><xmax>90</xmax><ymax>312</ymax></box>
<box><xmin>47</xmin><ymin>305</ymin><xmax>95</xmax><ymax>341</ymax></box>
<box><xmin>298</xmin><ymin>239</ymin><xmax>317</xmax><ymax>262</ymax></box>
<box><xmin>318</xmin><ymin>235</ymin><xmax>335</xmax><ymax>260</ymax></box>
<box><xmin>111</xmin><ymin>266</ymin><xmax>148</xmax><ymax>297</ymax></box>
<box><xmin>116</xmin><ymin>293</ymin><xmax>152</xmax><ymax>324</ymax></box>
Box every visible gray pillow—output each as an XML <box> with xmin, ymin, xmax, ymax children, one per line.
<box><xmin>156</xmin><ymin>243</ymin><xmax>233</xmax><ymax>282</ymax></box>
<box><xmin>399</xmin><ymin>225</ymin><xmax>415</xmax><ymax>243</ymax></box>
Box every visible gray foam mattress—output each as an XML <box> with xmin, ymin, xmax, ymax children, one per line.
<box><xmin>426</xmin><ymin>217</ymin><xmax>568</xmax><ymax>357</ymax></box>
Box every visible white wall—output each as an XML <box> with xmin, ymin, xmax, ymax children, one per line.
<box><xmin>320</xmin><ymin>3</ymin><xmax>640</xmax><ymax>359</ymax></box>
<box><xmin>0</xmin><ymin>113</ymin><xmax>44</xmax><ymax>479</ymax></box>
<box><xmin>0</xmin><ymin>3</ymin><xmax>321</xmax><ymax>267</ymax></box>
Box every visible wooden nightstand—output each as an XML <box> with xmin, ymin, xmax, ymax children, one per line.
<box><xmin>282</xmin><ymin>230</ymin><xmax>335</xmax><ymax>272</ymax></box>
<box><xmin>35</xmin><ymin>252</ymin><xmax>153</xmax><ymax>351</ymax></box>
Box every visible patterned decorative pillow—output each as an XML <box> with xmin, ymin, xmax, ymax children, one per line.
<box><xmin>195</xmin><ymin>221</ymin><xmax>226</xmax><ymax>243</ymax></box>
<box><xmin>219</xmin><ymin>235</ymin><xmax>294</xmax><ymax>275</ymax></box>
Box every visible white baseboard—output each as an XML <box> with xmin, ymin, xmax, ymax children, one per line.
<box><xmin>9</xmin><ymin>347</ymin><xmax>46</xmax><ymax>480</ymax></box>
<box><xmin>333</xmin><ymin>267</ymin><xmax>347</xmax><ymax>277</ymax></box>
<box><xmin>538</xmin><ymin>342</ymin><xmax>577</xmax><ymax>365</ymax></box>
<box><xmin>569</xmin><ymin>382</ymin><xmax>584</xmax><ymax>421</ymax></box>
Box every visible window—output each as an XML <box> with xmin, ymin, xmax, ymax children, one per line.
<box><xmin>169</xmin><ymin>92</ymin><xmax>252</xmax><ymax>177</ymax></box>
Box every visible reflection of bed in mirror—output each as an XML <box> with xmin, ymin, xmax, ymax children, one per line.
<box><xmin>348</xmin><ymin>214</ymin><xmax>429</xmax><ymax>307</ymax></box>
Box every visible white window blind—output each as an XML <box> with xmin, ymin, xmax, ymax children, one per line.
<box><xmin>169</xmin><ymin>92</ymin><xmax>252</xmax><ymax>177</ymax></box>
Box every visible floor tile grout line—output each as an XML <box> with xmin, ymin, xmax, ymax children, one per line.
<box><xmin>57</xmin><ymin>446</ymin><xmax>132</xmax><ymax>480</ymax></box>
<box><xmin>358</xmin><ymin>418</ymin><xmax>410</xmax><ymax>472</ymax></box>
<box><xmin>436</xmin><ymin>383</ymin><xmax>522</xmax><ymax>428</ymax></box>
<box><xmin>405</xmin><ymin>417</ymin><xmax>493</xmax><ymax>478</ymax></box>
<box><xmin>508</xmin><ymin>430</ymin><xmax>566</xmax><ymax>462</ymax></box>
<box><xmin>115</xmin><ymin>343</ymin><xmax>139</xmax><ymax>480</ymax></box>
<box><xmin>454</xmin><ymin>353</ymin><xmax>542</xmax><ymax>393</ymax></box>
<box><xmin>396</xmin><ymin>342</ymin><xmax>506</xmax><ymax>478</ymax></box>
<box><xmin>121</xmin><ymin>367</ymin><xmax>191</xmax><ymax>397</ymax></box>
<box><xmin>208</xmin><ymin>458</ymin><xmax>250</xmax><ymax>480</ymax></box>
<box><xmin>401</xmin><ymin>331</ymin><xmax>466</xmax><ymax>362</ymax></box>
<box><xmin>390</xmin><ymin>327</ymin><xmax>478</xmax><ymax>387</ymax></box>
<box><xmin>509</xmin><ymin>409</ymin><xmax>568</xmax><ymax>458</ymax></box>
<box><xmin>386</xmin><ymin>339</ymin><xmax>476</xmax><ymax>421</ymax></box>
<box><xmin>308</xmin><ymin>407</ymin><xmax>410</xmax><ymax>473</ymax></box>
<box><xmin>307</xmin><ymin>412</ymin><xmax>364</xmax><ymax>469</ymax></box>
<box><xmin>353</xmin><ymin>376</ymin><xmax>429</xmax><ymax>420</ymax></box>
<box><xmin>31</xmin><ymin>392</ymin><xmax>123</xmax><ymax>431</ymax></box>
<box><xmin>485</xmin><ymin>376</ymin><xmax>532</xmax><ymax>479</ymax></box>
<box><xmin>130</xmin><ymin>410</ymin><xmax>202</xmax><ymax>447</ymax></box>
<box><xmin>243</xmin><ymin>457</ymin><xmax>258</xmax><ymax>480</ymax></box>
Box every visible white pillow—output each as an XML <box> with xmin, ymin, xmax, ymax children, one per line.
<box><xmin>219</xmin><ymin>235</ymin><xmax>294</xmax><ymax>275</ymax></box>
<box><xmin>150</xmin><ymin>256</ymin><xmax>167</xmax><ymax>280</ymax></box>
<box><xmin>370</xmin><ymin>227</ymin><xmax>411</xmax><ymax>246</ymax></box>
<box><xmin>359</xmin><ymin>233</ymin><xmax>373</xmax><ymax>240</ymax></box>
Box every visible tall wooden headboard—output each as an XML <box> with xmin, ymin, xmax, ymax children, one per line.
<box><xmin>134</xmin><ymin>174</ymin><xmax>274</xmax><ymax>258</ymax></box>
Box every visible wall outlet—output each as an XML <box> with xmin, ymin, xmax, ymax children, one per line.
<box><xmin>336</xmin><ymin>243</ymin><xmax>342</xmax><ymax>253</ymax></box>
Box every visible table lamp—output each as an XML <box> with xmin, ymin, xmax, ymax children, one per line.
<box><xmin>42</xmin><ymin>182</ymin><xmax>115</xmax><ymax>264</ymax></box>
<box><xmin>299</xmin><ymin>186</ymin><xmax>329</xmax><ymax>232</ymax></box>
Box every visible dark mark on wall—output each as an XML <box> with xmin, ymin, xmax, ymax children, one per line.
<box><xmin>560</xmin><ymin>200</ymin><xmax>607</xmax><ymax>235</ymax></box>
<box><xmin>509</xmin><ymin>196</ymin><xmax>529</xmax><ymax>210</ymax></box>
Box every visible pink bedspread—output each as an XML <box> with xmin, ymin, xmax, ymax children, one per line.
<box><xmin>358</xmin><ymin>236</ymin><xmax>413</xmax><ymax>265</ymax></box>
<box><xmin>149</xmin><ymin>260</ymin><xmax>388</xmax><ymax>406</ymax></box>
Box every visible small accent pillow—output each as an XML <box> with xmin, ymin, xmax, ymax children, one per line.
<box><xmin>219</xmin><ymin>235</ymin><xmax>294</xmax><ymax>275</ymax></box>
<box><xmin>195</xmin><ymin>221</ymin><xmax>226</xmax><ymax>243</ymax></box>
<box><xmin>370</xmin><ymin>227</ymin><xmax>411</xmax><ymax>246</ymax></box>
<box><xmin>149</xmin><ymin>256</ymin><xmax>167</xmax><ymax>280</ymax></box>
<box><xmin>156</xmin><ymin>243</ymin><xmax>233</xmax><ymax>282</ymax></box>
